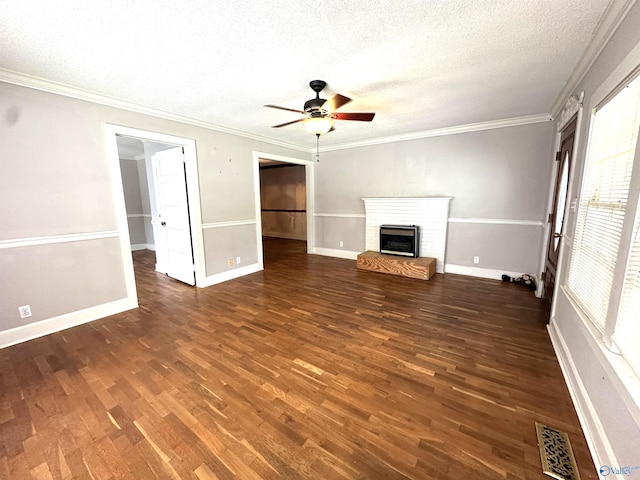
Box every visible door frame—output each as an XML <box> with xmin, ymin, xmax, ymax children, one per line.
<box><xmin>537</xmin><ymin>107</ymin><xmax>583</xmax><ymax>316</ymax></box>
<box><xmin>542</xmin><ymin>118</ymin><xmax>575</xmax><ymax>312</ymax></box>
<box><xmin>252</xmin><ymin>151</ymin><xmax>314</xmax><ymax>267</ymax></box>
<box><xmin>105</xmin><ymin>124</ymin><xmax>205</xmax><ymax>299</ymax></box>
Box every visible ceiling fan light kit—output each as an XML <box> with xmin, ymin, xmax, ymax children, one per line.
<box><xmin>303</xmin><ymin>116</ymin><xmax>334</xmax><ymax>135</ymax></box>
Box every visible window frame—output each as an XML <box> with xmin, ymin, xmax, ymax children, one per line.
<box><xmin>564</xmin><ymin>68</ymin><xmax>640</xmax><ymax>370</ymax></box>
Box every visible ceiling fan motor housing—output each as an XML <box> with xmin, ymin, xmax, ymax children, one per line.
<box><xmin>305</xmin><ymin>80</ymin><xmax>328</xmax><ymax>115</ymax></box>
<box><xmin>304</xmin><ymin>98</ymin><xmax>326</xmax><ymax>114</ymax></box>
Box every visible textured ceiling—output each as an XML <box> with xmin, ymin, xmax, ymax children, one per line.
<box><xmin>0</xmin><ymin>0</ymin><xmax>612</xmax><ymax>150</ymax></box>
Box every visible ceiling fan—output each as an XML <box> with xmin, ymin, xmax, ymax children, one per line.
<box><xmin>264</xmin><ymin>80</ymin><xmax>375</xmax><ymax>136</ymax></box>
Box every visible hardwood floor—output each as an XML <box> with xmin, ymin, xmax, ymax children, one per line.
<box><xmin>0</xmin><ymin>238</ymin><xmax>596</xmax><ymax>479</ymax></box>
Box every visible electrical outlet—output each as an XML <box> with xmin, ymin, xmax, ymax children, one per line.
<box><xmin>236</xmin><ymin>256</ymin><xmax>241</xmax><ymax>264</ymax></box>
<box><xmin>339</xmin><ymin>241</ymin><xmax>344</xmax><ymax>247</ymax></box>
<box><xmin>228</xmin><ymin>258</ymin><xmax>233</xmax><ymax>266</ymax></box>
<box><xmin>473</xmin><ymin>256</ymin><xmax>480</xmax><ymax>264</ymax></box>
<box><xmin>19</xmin><ymin>305</ymin><xmax>32</xmax><ymax>319</ymax></box>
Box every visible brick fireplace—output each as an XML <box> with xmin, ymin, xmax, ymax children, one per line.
<box><xmin>362</xmin><ymin>197</ymin><xmax>451</xmax><ymax>273</ymax></box>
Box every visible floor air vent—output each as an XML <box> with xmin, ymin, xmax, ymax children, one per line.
<box><xmin>535</xmin><ymin>422</ymin><xmax>581</xmax><ymax>480</ymax></box>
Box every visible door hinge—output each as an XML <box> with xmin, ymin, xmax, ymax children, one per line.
<box><xmin>548</xmin><ymin>213</ymin><xmax>553</xmax><ymax>223</ymax></box>
<box><xmin>555</xmin><ymin>151</ymin><xmax>561</xmax><ymax>162</ymax></box>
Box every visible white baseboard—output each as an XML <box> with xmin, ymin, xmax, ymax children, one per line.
<box><xmin>0</xmin><ymin>297</ymin><xmax>137</xmax><ymax>349</ymax></box>
<box><xmin>198</xmin><ymin>263</ymin><xmax>262</xmax><ymax>288</ymax></box>
<box><xmin>309</xmin><ymin>255</ymin><xmax>535</xmax><ymax>285</ymax></box>
<box><xmin>444</xmin><ymin>264</ymin><xmax>528</xmax><ymax>281</ymax></box>
<box><xmin>547</xmin><ymin>321</ymin><xmax>617</xmax><ymax>477</ymax></box>
<box><xmin>313</xmin><ymin>247</ymin><xmax>359</xmax><ymax>260</ymax></box>
<box><xmin>130</xmin><ymin>243</ymin><xmax>154</xmax><ymax>251</ymax></box>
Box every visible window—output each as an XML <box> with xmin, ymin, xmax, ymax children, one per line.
<box><xmin>614</xmin><ymin>201</ymin><xmax>640</xmax><ymax>375</ymax></box>
<box><xmin>566</xmin><ymin>71</ymin><xmax>640</xmax><ymax>377</ymax></box>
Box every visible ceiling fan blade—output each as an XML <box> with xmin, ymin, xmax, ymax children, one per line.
<box><xmin>264</xmin><ymin>104</ymin><xmax>305</xmax><ymax>114</ymax></box>
<box><xmin>271</xmin><ymin>118</ymin><xmax>305</xmax><ymax>128</ymax></box>
<box><xmin>331</xmin><ymin>112</ymin><xmax>375</xmax><ymax>122</ymax></box>
<box><xmin>323</xmin><ymin>94</ymin><xmax>351</xmax><ymax>112</ymax></box>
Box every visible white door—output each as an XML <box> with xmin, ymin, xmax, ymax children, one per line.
<box><xmin>151</xmin><ymin>147</ymin><xmax>195</xmax><ymax>285</ymax></box>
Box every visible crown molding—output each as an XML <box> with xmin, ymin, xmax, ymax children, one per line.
<box><xmin>550</xmin><ymin>0</ymin><xmax>637</xmax><ymax>118</ymax></box>
<box><xmin>0</xmin><ymin>69</ymin><xmax>307</xmax><ymax>153</ymax></box>
<box><xmin>319</xmin><ymin>114</ymin><xmax>552</xmax><ymax>152</ymax></box>
<box><xmin>1</xmin><ymin>68</ymin><xmax>552</xmax><ymax>154</ymax></box>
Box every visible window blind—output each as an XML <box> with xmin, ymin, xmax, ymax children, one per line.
<box><xmin>566</xmin><ymin>75</ymin><xmax>640</xmax><ymax>330</ymax></box>
<box><xmin>615</xmin><ymin>211</ymin><xmax>640</xmax><ymax>378</ymax></box>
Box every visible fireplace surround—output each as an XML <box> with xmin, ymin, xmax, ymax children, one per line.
<box><xmin>362</xmin><ymin>197</ymin><xmax>451</xmax><ymax>273</ymax></box>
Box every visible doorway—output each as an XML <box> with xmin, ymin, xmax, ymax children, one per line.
<box><xmin>542</xmin><ymin>118</ymin><xmax>576</xmax><ymax>313</ymax></box>
<box><xmin>252</xmin><ymin>151</ymin><xmax>314</xmax><ymax>268</ymax></box>
<box><xmin>106</xmin><ymin>125</ymin><xmax>205</xmax><ymax>304</ymax></box>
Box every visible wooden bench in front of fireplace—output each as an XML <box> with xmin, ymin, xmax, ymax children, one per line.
<box><xmin>356</xmin><ymin>251</ymin><xmax>436</xmax><ymax>280</ymax></box>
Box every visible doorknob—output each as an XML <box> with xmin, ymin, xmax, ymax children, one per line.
<box><xmin>553</xmin><ymin>233</ymin><xmax>563</xmax><ymax>238</ymax></box>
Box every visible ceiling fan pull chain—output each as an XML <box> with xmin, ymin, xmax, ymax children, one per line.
<box><xmin>316</xmin><ymin>134</ymin><xmax>320</xmax><ymax>162</ymax></box>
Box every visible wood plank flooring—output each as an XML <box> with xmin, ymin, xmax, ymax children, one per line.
<box><xmin>0</xmin><ymin>238</ymin><xmax>597</xmax><ymax>479</ymax></box>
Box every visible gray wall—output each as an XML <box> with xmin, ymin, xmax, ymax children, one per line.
<box><xmin>1</xmin><ymin>238</ymin><xmax>126</xmax><ymax>327</ymax></box>
<box><xmin>137</xmin><ymin>156</ymin><xmax>154</xmax><ymax>246</ymax></box>
<box><xmin>550</xmin><ymin>1</ymin><xmax>640</xmax><ymax>468</ymax></box>
<box><xmin>314</xmin><ymin>121</ymin><xmax>554</xmax><ymax>274</ymax></box>
<box><xmin>119</xmin><ymin>158</ymin><xmax>147</xmax><ymax>247</ymax></box>
<box><xmin>0</xmin><ymin>81</ymin><xmax>304</xmax><ymax>332</ymax></box>
<box><xmin>260</xmin><ymin>165</ymin><xmax>307</xmax><ymax>240</ymax></box>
